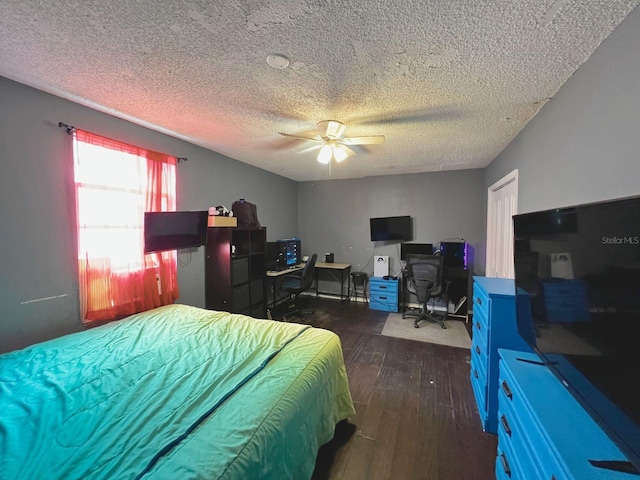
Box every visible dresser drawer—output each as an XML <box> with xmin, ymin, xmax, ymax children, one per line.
<box><xmin>471</xmin><ymin>328</ymin><xmax>489</xmax><ymax>376</ymax></box>
<box><xmin>471</xmin><ymin>312</ymin><xmax>489</xmax><ymax>344</ymax></box>
<box><xmin>496</xmin><ymin>428</ymin><xmax>526</xmax><ymax>480</ymax></box>
<box><xmin>470</xmin><ymin>356</ymin><xmax>488</xmax><ymax>421</ymax></box>
<box><xmin>473</xmin><ymin>282</ymin><xmax>490</xmax><ymax>321</ymax></box>
<box><xmin>498</xmin><ymin>400</ymin><xmax>544</xmax><ymax>479</ymax></box>
<box><xmin>369</xmin><ymin>278</ymin><xmax>399</xmax><ymax>295</ymax></box>
<box><xmin>499</xmin><ymin>360</ymin><xmax>568</xmax><ymax>480</ymax></box>
<box><xmin>370</xmin><ymin>291</ymin><xmax>398</xmax><ymax>305</ymax></box>
<box><xmin>369</xmin><ymin>290</ymin><xmax>398</xmax><ymax>303</ymax></box>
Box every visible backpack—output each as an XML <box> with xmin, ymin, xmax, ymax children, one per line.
<box><xmin>232</xmin><ymin>199</ymin><xmax>261</xmax><ymax>227</ymax></box>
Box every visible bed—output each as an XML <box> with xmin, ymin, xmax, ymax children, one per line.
<box><xmin>0</xmin><ymin>304</ymin><xmax>355</xmax><ymax>479</ymax></box>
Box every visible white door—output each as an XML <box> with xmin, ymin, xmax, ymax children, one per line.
<box><xmin>486</xmin><ymin>170</ymin><xmax>518</xmax><ymax>278</ymax></box>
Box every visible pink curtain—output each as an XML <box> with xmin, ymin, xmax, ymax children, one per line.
<box><xmin>74</xmin><ymin>129</ymin><xmax>178</xmax><ymax>323</ymax></box>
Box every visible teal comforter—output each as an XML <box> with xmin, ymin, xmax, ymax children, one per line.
<box><xmin>0</xmin><ymin>304</ymin><xmax>355</xmax><ymax>479</ymax></box>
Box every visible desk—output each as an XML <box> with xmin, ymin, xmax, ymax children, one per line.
<box><xmin>314</xmin><ymin>262</ymin><xmax>351</xmax><ymax>304</ymax></box>
<box><xmin>266</xmin><ymin>265</ymin><xmax>304</xmax><ymax>310</ymax></box>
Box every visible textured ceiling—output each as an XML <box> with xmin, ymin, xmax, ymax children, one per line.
<box><xmin>1</xmin><ymin>1</ymin><xmax>638</xmax><ymax>181</ymax></box>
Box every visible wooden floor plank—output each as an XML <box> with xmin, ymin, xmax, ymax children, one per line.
<box><xmin>292</xmin><ymin>299</ymin><xmax>497</xmax><ymax>480</ymax></box>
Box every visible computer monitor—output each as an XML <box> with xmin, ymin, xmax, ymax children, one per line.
<box><xmin>276</xmin><ymin>238</ymin><xmax>301</xmax><ymax>267</ymax></box>
<box><xmin>400</xmin><ymin>243</ymin><xmax>433</xmax><ymax>260</ymax></box>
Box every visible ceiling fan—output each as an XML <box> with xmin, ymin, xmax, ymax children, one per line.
<box><xmin>279</xmin><ymin>120</ymin><xmax>385</xmax><ymax>164</ymax></box>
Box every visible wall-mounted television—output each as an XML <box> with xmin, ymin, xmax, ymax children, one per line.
<box><xmin>370</xmin><ymin>216</ymin><xmax>412</xmax><ymax>242</ymax></box>
<box><xmin>513</xmin><ymin>195</ymin><xmax>640</xmax><ymax>473</ymax></box>
<box><xmin>144</xmin><ymin>211</ymin><xmax>208</xmax><ymax>253</ymax></box>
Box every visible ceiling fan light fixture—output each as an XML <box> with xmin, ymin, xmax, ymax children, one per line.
<box><xmin>317</xmin><ymin>144</ymin><xmax>333</xmax><ymax>164</ymax></box>
<box><xmin>282</xmin><ymin>120</ymin><xmax>382</xmax><ymax>167</ymax></box>
<box><xmin>318</xmin><ymin>120</ymin><xmax>346</xmax><ymax>139</ymax></box>
<box><xmin>333</xmin><ymin>145</ymin><xmax>348</xmax><ymax>163</ymax></box>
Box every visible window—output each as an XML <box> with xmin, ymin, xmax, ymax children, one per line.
<box><xmin>73</xmin><ymin>130</ymin><xmax>178</xmax><ymax>322</ymax></box>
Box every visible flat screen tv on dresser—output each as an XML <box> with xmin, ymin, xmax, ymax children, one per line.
<box><xmin>513</xmin><ymin>195</ymin><xmax>640</xmax><ymax>473</ymax></box>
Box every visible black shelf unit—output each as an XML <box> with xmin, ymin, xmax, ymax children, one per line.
<box><xmin>205</xmin><ymin>226</ymin><xmax>267</xmax><ymax>318</ymax></box>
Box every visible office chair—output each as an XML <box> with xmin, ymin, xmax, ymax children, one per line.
<box><xmin>402</xmin><ymin>254</ymin><xmax>449</xmax><ymax>329</ymax></box>
<box><xmin>278</xmin><ymin>253</ymin><xmax>318</xmax><ymax>322</ymax></box>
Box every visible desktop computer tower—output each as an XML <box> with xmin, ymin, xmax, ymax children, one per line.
<box><xmin>439</xmin><ymin>242</ymin><xmax>473</xmax><ymax>269</ymax></box>
<box><xmin>265</xmin><ymin>242</ymin><xmax>280</xmax><ymax>270</ymax></box>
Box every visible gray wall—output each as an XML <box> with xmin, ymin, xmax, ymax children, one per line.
<box><xmin>3</xmin><ymin>4</ymin><xmax>640</xmax><ymax>352</ymax></box>
<box><xmin>0</xmin><ymin>77</ymin><xmax>298</xmax><ymax>353</ymax></box>
<box><xmin>298</xmin><ymin>170</ymin><xmax>486</xmax><ymax>294</ymax></box>
<box><xmin>485</xmin><ymin>6</ymin><xmax>640</xmax><ymax>214</ymax></box>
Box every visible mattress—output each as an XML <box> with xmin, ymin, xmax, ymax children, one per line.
<box><xmin>0</xmin><ymin>304</ymin><xmax>355</xmax><ymax>479</ymax></box>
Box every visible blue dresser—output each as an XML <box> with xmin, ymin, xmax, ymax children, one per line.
<box><xmin>369</xmin><ymin>276</ymin><xmax>399</xmax><ymax>312</ymax></box>
<box><xmin>470</xmin><ymin>277</ymin><xmax>531</xmax><ymax>434</ymax></box>
<box><xmin>497</xmin><ymin>349</ymin><xmax>632</xmax><ymax>480</ymax></box>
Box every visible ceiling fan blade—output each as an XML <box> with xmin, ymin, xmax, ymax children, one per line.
<box><xmin>341</xmin><ymin>145</ymin><xmax>356</xmax><ymax>157</ymax></box>
<box><xmin>299</xmin><ymin>143</ymin><xmax>323</xmax><ymax>153</ymax></box>
<box><xmin>279</xmin><ymin>131</ymin><xmax>320</xmax><ymax>141</ymax></box>
<box><xmin>342</xmin><ymin>135</ymin><xmax>385</xmax><ymax>145</ymax></box>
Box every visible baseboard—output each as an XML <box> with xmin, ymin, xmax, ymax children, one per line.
<box><xmin>300</xmin><ymin>292</ymin><xmax>369</xmax><ymax>303</ymax></box>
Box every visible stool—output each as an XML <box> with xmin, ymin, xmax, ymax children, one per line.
<box><xmin>350</xmin><ymin>271</ymin><xmax>369</xmax><ymax>303</ymax></box>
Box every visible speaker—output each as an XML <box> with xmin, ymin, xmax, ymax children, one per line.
<box><xmin>374</xmin><ymin>255</ymin><xmax>389</xmax><ymax>277</ymax></box>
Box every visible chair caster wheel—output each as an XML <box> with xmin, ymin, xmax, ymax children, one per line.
<box><xmin>414</xmin><ymin>322</ymin><xmax>419</xmax><ymax>328</ymax></box>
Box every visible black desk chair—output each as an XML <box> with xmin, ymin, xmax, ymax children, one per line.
<box><xmin>402</xmin><ymin>254</ymin><xmax>449</xmax><ymax>328</ymax></box>
<box><xmin>278</xmin><ymin>253</ymin><xmax>318</xmax><ymax>322</ymax></box>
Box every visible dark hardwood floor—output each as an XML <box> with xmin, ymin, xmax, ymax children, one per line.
<box><xmin>275</xmin><ymin>297</ymin><xmax>498</xmax><ymax>480</ymax></box>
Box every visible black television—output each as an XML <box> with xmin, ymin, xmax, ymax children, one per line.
<box><xmin>144</xmin><ymin>211</ymin><xmax>208</xmax><ymax>253</ymax></box>
<box><xmin>513</xmin><ymin>195</ymin><xmax>640</xmax><ymax>473</ymax></box>
<box><xmin>370</xmin><ymin>216</ymin><xmax>412</xmax><ymax>242</ymax></box>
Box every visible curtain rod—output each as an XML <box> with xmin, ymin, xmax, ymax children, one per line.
<box><xmin>58</xmin><ymin>121</ymin><xmax>187</xmax><ymax>163</ymax></box>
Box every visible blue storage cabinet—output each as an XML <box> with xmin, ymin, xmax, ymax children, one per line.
<box><xmin>470</xmin><ymin>277</ymin><xmax>532</xmax><ymax>434</ymax></box>
<box><xmin>369</xmin><ymin>276</ymin><xmax>399</xmax><ymax>312</ymax></box>
<box><xmin>497</xmin><ymin>349</ymin><xmax>632</xmax><ymax>480</ymax></box>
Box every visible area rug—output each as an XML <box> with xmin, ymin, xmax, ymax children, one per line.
<box><xmin>381</xmin><ymin>313</ymin><xmax>471</xmax><ymax>349</ymax></box>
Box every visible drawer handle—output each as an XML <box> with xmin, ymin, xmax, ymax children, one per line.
<box><xmin>379</xmin><ymin>285</ymin><xmax>388</xmax><ymax>289</ymax></box>
<box><xmin>500</xmin><ymin>453</ymin><xmax>512</xmax><ymax>478</ymax></box>
<box><xmin>501</xmin><ymin>380</ymin><xmax>513</xmax><ymax>400</ymax></box>
<box><xmin>379</xmin><ymin>296</ymin><xmax>387</xmax><ymax>300</ymax></box>
<box><xmin>475</xmin><ymin>321</ymin><xmax>481</xmax><ymax>331</ymax></box>
<box><xmin>476</xmin><ymin>297</ymin><xmax>482</xmax><ymax>305</ymax></box>
<box><xmin>475</xmin><ymin>345</ymin><xmax>481</xmax><ymax>355</ymax></box>
<box><xmin>500</xmin><ymin>414</ymin><xmax>512</xmax><ymax>436</ymax></box>
<box><xmin>473</xmin><ymin>369</ymin><xmax>478</xmax><ymax>379</ymax></box>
